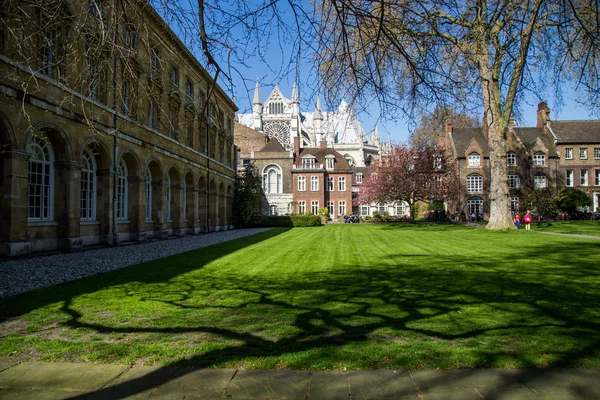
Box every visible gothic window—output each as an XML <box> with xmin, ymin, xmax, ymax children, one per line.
<box><xmin>263</xmin><ymin>121</ymin><xmax>291</xmax><ymax>150</ymax></box>
<box><xmin>466</xmin><ymin>174</ymin><xmax>482</xmax><ymax>193</ymax></box>
<box><xmin>263</xmin><ymin>165</ymin><xmax>282</xmax><ymax>194</ymax></box>
<box><xmin>28</xmin><ymin>134</ymin><xmax>54</xmax><ymax>221</ymax></box>
<box><xmin>80</xmin><ymin>148</ymin><xmax>97</xmax><ymax>220</ymax></box>
<box><xmin>117</xmin><ymin>161</ymin><xmax>128</xmax><ymax>220</ymax></box>
<box><xmin>145</xmin><ymin>168</ymin><xmax>152</xmax><ymax>220</ymax></box>
<box><xmin>268</xmin><ymin>102</ymin><xmax>284</xmax><ymax>114</ymax></box>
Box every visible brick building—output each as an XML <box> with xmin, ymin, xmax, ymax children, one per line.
<box><xmin>440</xmin><ymin>102</ymin><xmax>600</xmax><ymax>216</ymax></box>
<box><xmin>0</xmin><ymin>0</ymin><xmax>236</xmax><ymax>256</ymax></box>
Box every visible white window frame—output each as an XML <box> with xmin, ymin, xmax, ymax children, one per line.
<box><xmin>326</xmin><ymin>201</ymin><xmax>334</xmax><ymax>218</ymax></box>
<box><xmin>311</xmin><ymin>176</ymin><xmax>319</xmax><ymax>191</ymax></box>
<box><xmin>467</xmin><ymin>197</ymin><xmax>483</xmax><ymax>215</ymax></box>
<box><xmin>395</xmin><ymin>202</ymin><xmax>406</xmax><ymax>216</ymax></box>
<box><xmin>533</xmin><ymin>152</ymin><xmax>545</xmax><ymax>167</ymax></box>
<box><xmin>338</xmin><ymin>200</ymin><xmax>347</xmax><ymax>216</ymax></box>
<box><xmin>302</xmin><ymin>157</ymin><xmax>316</xmax><ymax>169</ymax></box>
<box><xmin>581</xmin><ymin>169</ymin><xmax>588</xmax><ymax>186</ymax></box>
<box><xmin>326</xmin><ymin>176</ymin><xmax>334</xmax><ymax>191</ymax></box>
<box><xmin>338</xmin><ymin>176</ymin><xmax>346</xmax><ymax>191</ymax></box>
<box><xmin>565</xmin><ymin>148</ymin><xmax>573</xmax><ymax>160</ymax></box>
<box><xmin>507</xmin><ymin>152</ymin><xmax>516</xmax><ymax>166</ymax></box>
<box><xmin>297</xmin><ymin>176</ymin><xmax>306</xmax><ymax>191</ymax></box>
<box><xmin>263</xmin><ymin>165</ymin><xmax>282</xmax><ymax>194</ymax></box>
<box><xmin>298</xmin><ymin>200</ymin><xmax>306</xmax><ymax>215</ymax></box>
<box><xmin>145</xmin><ymin>168</ymin><xmax>152</xmax><ymax>221</ymax></box>
<box><xmin>468</xmin><ymin>152</ymin><xmax>481</xmax><ymax>167</ymax></box>
<box><xmin>508</xmin><ymin>173</ymin><xmax>520</xmax><ymax>189</ymax></box>
<box><xmin>326</xmin><ymin>157</ymin><xmax>335</xmax><ymax>170</ymax></box>
<box><xmin>359</xmin><ymin>205</ymin><xmax>370</xmax><ymax>216</ymax></box>
<box><xmin>595</xmin><ymin>170</ymin><xmax>600</xmax><ymax>186</ymax></box>
<box><xmin>466</xmin><ymin>174</ymin><xmax>483</xmax><ymax>193</ymax></box>
<box><xmin>117</xmin><ymin>161</ymin><xmax>128</xmax><ymax>220</ymax></box>
<box><xmin>510</xmin><ymin>196</ymin><xmax>519</xmax><ymax>211</ymax></box>
<box><xmin>270</xmin><ymin>205</ymin><xmax>278</xmax><ymax>216</ymax></box>
<box><xmin>580</xmin><ymin>148</ymin><xmax>588</xmax><ymax>160</ymax></box>
<box><xmin>356</xmin><ymin>173</ymin><xmax>363</xmax><ymax>184</ymax></box>
<box><xmin>27</xmin><ymin>134</ymin><xmax>55</xmax><ymax>221</ymax></box>
<box><xmin>594</xmin><ymin>148</ymin><xmax>600</xmax><ymax>160</ymax></box>
<box><xmin>566</xmin><ymin>170</ymin><xmax>574</xmax><ymax>187</ymax></box>
<box><xmin>311</xmin><ymin>200</ymin><xmax>319</xmax><ymax>215</ymax></box>
<box><xmin>80</xmin><ymin>148</ymin><xmax>97</xmax><ymax>221</ymax></box>
<box><xmin>534</xmin><ymin>174</ymin><xmax>547</xmax><ymax>189</ymax></box>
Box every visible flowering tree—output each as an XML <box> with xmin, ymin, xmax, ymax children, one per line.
<box><xmin>358</xmin><ymin>144</ymin><xmax>458</xmax><ymax>220</ymax></box>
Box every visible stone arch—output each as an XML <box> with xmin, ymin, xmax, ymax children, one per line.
<box><xmin>218</xmin><ymin>182</ymin><xmax>225</xmax><ymax>229</ymax></box>
<box><xmin>25</xmin><ymin>121</ymin><xmax>73</xmax><ymax>163</ymax></box>
<box><xmin>0</xmin><ymin>110</ymin><xmax>17</xmax><ymax>150</ymax></box>
<box><xmin>197</xmin><ymin>174</ymin><xmax>207</xmax><ymax>229</ymax></box>
<box><xmin>165</xmin><ymin>164</ymin><xmax>182</xmax><ymax>228</ymax></box>
<box><xmin>226</xmin><ymin>184</ymin><xmax>233</xmax><ymax>226</ymax></box>
<box><xmin>209</xmin><ymin>178</ymin><xmax>218</xmax><ymax>230</ymax></box>
<box><xmin>145</xmin><ymin>158</ymin><xmax>163</xmax><ymax>223</ymax></box>
<box><xmin>79</xmin><ymin>137</ymin><xmax>111</xmax><ymax>169</ymax></box>
<box><xmin>117</xmin><ymin>149</ymin><xmax>142</xmax><ymax>239</ymax></box>
<box><xmin>183</xmin><ymin>170</ymin><xmax>195</xmax><ymax>228</ymax></box>
<box><xmin>0</xmin><ymin>113</ymin><xmax>18</xmax><ymax>243</ymax></box>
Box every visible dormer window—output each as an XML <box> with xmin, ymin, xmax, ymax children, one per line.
<box><xmin>268</xmin><ymin>102</ymin><xmax>284</xmax><ymax>114</ymax></box>
<box><xmin>302</xmin><ymin>157</ymin><xmax>315</xmax><ymax>169</ymax></box>
<box><xmin>468</xmin><ymin>153</ymin><xmax>480</xmax><ymax>167</ymax></box>
<box><xmin>356</xmin><ymin>173</ymin><xmax>363</xmax><ymax>184</ymax></box>
<box><xmin>533</xmin><ymin>152</ymin><xmax>545</xmax><ymax>166</ymax></box>
<box><xmin>325</xmin><ymin>156</ymin><xmax>335</xmax><ymax>170</ymax></box>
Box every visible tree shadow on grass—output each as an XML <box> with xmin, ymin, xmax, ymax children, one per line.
<box><xmin>54</xmin><ymin>241</ymin><xmax>600</xmax><ymax>399</ymax></box>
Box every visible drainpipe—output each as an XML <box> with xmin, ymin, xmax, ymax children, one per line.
<box><xmin>111</xmin><ymin>2</ymin><xmax>119</xmax><ymax>247</ymax></box>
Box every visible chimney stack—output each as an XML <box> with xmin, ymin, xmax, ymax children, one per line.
<box><xmin>445</xmin><ymin>117</ymin><xmax>453</xmax><ymax>133</ymax></box>
<box><xmin>293</xmin><ymin>136</ymin><xmax>300</xmax><ymax>157</ymax></box>
<box><xmin>537</xmin><ymin>102</ymin><xmax>551</xmax><ymax>132</ymax></box>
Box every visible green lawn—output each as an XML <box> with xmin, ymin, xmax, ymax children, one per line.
<box><xmin>531</xmin><ymin>220</ymin><xmax>600</xmax><ymax>235</ymax></box>
<box><xmin>1</xmin><ymin>224</ymin><xmax>600</xmax><ymax>370</ymax></box>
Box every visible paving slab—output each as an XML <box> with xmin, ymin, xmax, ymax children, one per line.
<box><xmin>0</xmin><ymin>362</ymin><xmax>129</xmax><ymax>391</ymax></box>
<box><xmin>418</xmin><ymin>388</ymin><xmax>482</xmax><ymax>400</ymax></box>
<box><xmin>529</xmin><ymin>387</ymin><xmax>600</xmax><ymax>400</ymax></box>
<box><xmin>87</xmin><ymin>365</ymin><xmax>180</xmax><ymax>400</ymax></box>
<box><xmin>308</xmin><ymin>371</ymin><xmax>348</xmax><ymax>400</ymax></box>
<box><xmin>347</xmin><ymin>370</ymin><xmax>418</xmax><ymax>399</ymax></box>
<box><xmin>150</xmin><ymin>368</ymin><xmax>236</xmax><ymax>398</ymax></box>
<box><xmin>476</xmin><ymin>386</ymin><xmax>538</xmax><ymax>400</ymax></box>
<box><xmin>411</xmin><ymin>368</ymin><xmax>522</xmax><ymax>389</ymax></box>
<box><xmin>0</xmin><ymin>362</ymin><xmax>17</xmax><ymax>373</ymax></box>
<box><xmin>0</xmin><ymin>388</ymin><xmax>90</xmax><ymax>399</ymax></box>
<box><xmin>225</xmin><ymin>369</ymin><xmax>309</xmax><ymax>399</ymax></box>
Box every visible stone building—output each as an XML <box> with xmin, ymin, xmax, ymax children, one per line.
<box><xmin>0</xmin><ymin>0</ymin><xmax>236</xmax><ymax>256</ymax></box>
<box><xmin>235</xmin><ymin>81</ymin><xmax>407</xmax><ymax>218</ymax></box>
<box><xmin>440</xmin><ymin>102</ymin><xmax>600</xmax><ymax>216</ymax></box>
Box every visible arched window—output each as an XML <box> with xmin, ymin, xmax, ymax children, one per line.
<box><xmin>468</xmin><ymin>152</ymin><xmax>481</xmax><ymax>167</ymax></box>
<box><xmin>534</xmin><ymin>174</ymin><xmax>547</xmax><ymax>189</ymax></box>
<box><xmin>28</xmin><ymin>134</ymin><xmax>55</xmax><ymax>221</ymax></box>
<box><xmin>145</xmin><ymin>168</ymin><xmax>152</xmax><ymax>220</ymax></box>
<box><xmin>165</xmin><ymin>174</ymin><xmax>171</xmax><ymax>220</ymax></box>
<box><xmin>117</xmin><ymin>161</ymin><xmax>128</xmax><ymax>220</ymax></box>
<box><xmin>80</xmin><ymin>148</ymin><xmax>97</xmax><ymax>220</ymax></box>
<box><xmin>507</xmin><ymin>152</ymin><xmax>517</xmax><ymax>166</ymax></box>
<box><xmin>533</xmin><ymin>152</ymin><xmax>546</xmax><ymax>166</ymax></box>
<box><xmin>508</xmin><ymin>173</ymin><xmax>519</xmax><ymax>189</ymax></box>
<box><xmin>466</xmin><ymin>174</ymin><xmax>482</xmax><ymax>193</ymax></box>
<box><xmin>262</xmin><ymin>164</ymin><xmax>282</xmax><ymax>194</ymax></box>
<box><xmin>467</xmin><ymin>197</ymin><xmax>483</xmax><ymax>215</ymax></box>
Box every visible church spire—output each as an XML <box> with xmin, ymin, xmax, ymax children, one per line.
<box><xmin>372</xmin><ymin>125</ymin><xmax>380</xmax><ymax>146</ymax></box>
<box><xmin>252</xmin><ymin>79</ymin><xmax>262</xmax><ymax>106</ymax></box>
<box><xmin>252</xmin><ymin>79</ymin><xmax>263</xmax><ymax>131</ymax></box>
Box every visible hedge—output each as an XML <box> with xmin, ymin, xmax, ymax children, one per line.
<box><xmin>246</xmin><ymin>215</ymin><xmax>322</xmax><ymax>227</ymax></box>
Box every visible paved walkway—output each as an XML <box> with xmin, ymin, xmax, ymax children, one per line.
<box><xmin>0</xmin><ymin>362</ymin><xmax>599</xmax><ymax>399</ymax></box>
<box><xmin>537</xmin><ymin>231</ymin><xmax>600</xmax><ymax>240</ymax></box>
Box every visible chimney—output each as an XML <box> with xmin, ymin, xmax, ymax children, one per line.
<box><xmin>437</xmin><ymin>134</ymin><xmax>445</xmax><ymax>149</ymax></box>
<box><xmin>320</xmin><ymin>138</ymin><xmax>327</xmax><ymax>149</ymax></box>
<box><xmin>445</xmin><ymin>117</ymin><xmax>453</xmax><ymax>133</ymax></box>
<box><xmin>537</xmin><ymin>102</ymin><xmax>550</xmax><ymax>131</ymax></box>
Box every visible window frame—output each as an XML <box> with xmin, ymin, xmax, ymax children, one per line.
<box><xmin>297</xmin><ymin>176</ymin><xmax>306</xmax><ymax>191</ymax></box>
<box><xmin>145</xmin><ymin>168</ymin><xmax>152</xmax><ymax>221</ymax></box>
<box><xmin>338</xmin><ymin>200</ymin><xmax>346</xmax><ymax>216</ymax></box>
<box><xmin>298</xmin><ymin>200</ymin><xmax>306</xmax><ymax>215</ymax></box>
<box><xmin>533</xmin><ymin>152</ymin><xmax>545</xmax><ymax>167</ymax></box>
<box><xmin>508</xmin><ymin>173</ymin><xmax>520</xmax><ymax>189</ymax></box>
<box><xmin>310</xmin><ymin>176</ymin><xmax>319</xmax><ymax>191</ymax></box>
<box><xmin>507</xmin><ymin>152</ymin><xmax>517</xmax><ymax>166</ymax></box>
<box><xmin>467</xmin><ymin>152</ymin><xmax>481</xmax><ymax>167</ymax></box>
<box><xmin>565</xmin><ymin>170</ymin><xmax>574</xmax><ymax>187</ymax></box>
<box><xmin>466</xmin><ymin>174</ymin><xmax>483</xmax><ymax>194</ymax></box>
<box><xmin>565</xmin><ymin>148</ymin><xmax>573</xmax><ymax>160</ymax></box>
<box><xmin>581</xmin><ymin>169</ymin><xmax>588</xmax><ymax>186</ymax></box>
<box><xmin>338</xmin><ymin>176</ymin><xmax>346</xmax><ymax>191</ymax></box>
<box><xmin>117</xmin><ymin>160</ymin><xmax>128</xmax><ymax>220</ymax></box>
<box><xmin>80</xmin><ymin>148</ymin><xmax>97</xmax><ymax>221</ymax></box>
<box><xmin>580</xmin><ymin>148</ymin><xmax>588</xmax><ymax>160</ymax></box>
<box><xmin>27</xmin><ymin>134</ymin><xmax>55</xmax><ymax>221</ymax></box>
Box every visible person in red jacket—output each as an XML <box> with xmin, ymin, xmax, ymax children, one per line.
<box><xmin>514</xmin><ymin>214</ymin><xmax>520</xmax><ymax>229</ymax></box>
<box><xmin>523</xmin><ymin>210</ymin><xmax>533</xmax><ymax>231</ymax></box>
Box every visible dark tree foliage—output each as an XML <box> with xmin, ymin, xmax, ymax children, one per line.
<box><xmin>558</xmin><ymin>187</ymin><xmax>593</xmax><ymax>214</ymax></box>
<box><xmin>232</xmin><ymin>164</ymin><xmax>262</xmax><ymax>227</ymax></box>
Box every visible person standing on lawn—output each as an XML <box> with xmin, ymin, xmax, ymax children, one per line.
<box><xmin>514</xmin><ymin>213</ymin><xmax>520</xmax><ymax>229</ymax></box>
<box><xmin>523</xmin><ymin>210</ymin><xmax>533</xmax><ymax>231</ymax></box>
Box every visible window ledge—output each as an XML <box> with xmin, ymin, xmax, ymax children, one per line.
<box><xmin>80</xmin><ymin>220</ymin><xmax>100</xmax><ymax>226</ymax></box>
<box><xmin>118</xmin><ymin>220</ymin><xmax>131</xmax><ymax>224</ymax></box>
<box><xmin>28</xmin><ymin>221</ymin><xmax>58</xmax><ymax>227</ymax></box>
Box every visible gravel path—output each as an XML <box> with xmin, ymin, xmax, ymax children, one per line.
<box><xmin>0</xmin><ymin>228</ymin><xmax>272</xmax><ymax>298</ymax></box>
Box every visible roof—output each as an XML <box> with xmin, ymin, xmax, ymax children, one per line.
<box><xmin>449</xmin><ymin>128</ymin><xmax>489</xmax><ymax>157</ymax></box>
<box><xmin>260</xmin><ymin>138</ymin><xmax>287</xmax><ymax>152</ymax></box>
<box><xmin>296</xmin><ymin>148</ymin><xmax>352</xmax><ymax>171</ymax></box>
<box><xmin>550</xmin><ymin>120</ymin><xmax>600</xmax><ymax>144</ymax></box>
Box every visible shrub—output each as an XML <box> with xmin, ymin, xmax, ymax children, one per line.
<box><xmin>318</xmin><ymin>207</ymin><xmax>330</xmax><ymax>218</ymax></box>
<box><xmin>246</xmin><ymin>215</ymin><xmax>322</xmax><ymax>227</ymax></box>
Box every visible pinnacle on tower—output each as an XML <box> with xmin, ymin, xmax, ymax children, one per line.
<box><xmin>291</xmin><ymin>81</ymin><xmax>299</xmax><ymax>104</ymax></box>
<box><xmin>252</xmin><ymin>79</ymin><xmax>262</xmax><ymax>106</ymax></box>
<box><xmin>314</xmin><ymin>97</ymin><xmax>323</xmax><ymax>120</ymax></box>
